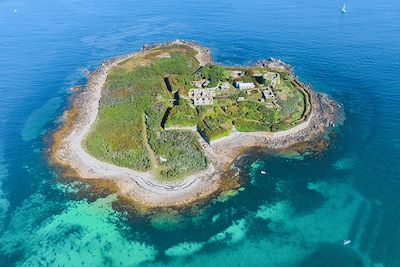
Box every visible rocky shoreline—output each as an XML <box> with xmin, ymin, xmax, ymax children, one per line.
<box><xmin>210</xmin><ymin>88</ymin><xmax>340</xmax><ymax>166</ymax></box>
<box><xmin>50</xmin><ymin>40</ymin><xmax>341</xmax><ymax>209</ymax></box>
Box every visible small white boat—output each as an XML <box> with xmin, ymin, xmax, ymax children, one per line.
<box><xmin>343</xmin><ymin>239</ymin><xmax>351</xmax><ymax>245</ymax></box>
<box><xmin>341</xmin><ymin>4</ymin><xmax>347</xmax><ymax>13</ymax></box>
<box><xmin>260</xmin><ymin>170</ymin><xmax>266</xmax><ymax>175</ymax></box>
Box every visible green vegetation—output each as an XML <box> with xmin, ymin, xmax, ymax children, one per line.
<box><xmin>164</xmin><ymin>99</ymin><xmax>199</xmax><ymax>127</ymax></box>
<box><xmin>84</xmin><ymin>43</ymin><xmax>310</xmax><ymax>181</ymax></box>
<box><xmin>198</xmin><ymin>107</ymin><xmax>233</xmax><ymax>141</ymax></box>
<box><xmin>233</xmin><ymin>119</ymin><xmax>270</xmax><ymax>132</ymax></box>
<box><xmin>84</xmin><ymin>103</ymin><xmax>150</xmax><ymax>171</ymax></box>
<box><xmin>201</xmin><ymin>65</ymin><xmax>228</xmax><ymax>87</ymax></box>
<box><xmin>84</xmin><ymin>44</ymin><xmax>207</xmax><ymax>181</ymax></box>
<box><xmin>150</xmin><ymin>130</ymin><xmax>207</xmax><ymax>180</ymax></box>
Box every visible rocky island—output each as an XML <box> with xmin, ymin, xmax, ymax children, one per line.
<box><xmin>51</xmin><ymin>40</ymin><xmax>340</xmax><ymax>208</ymax></box>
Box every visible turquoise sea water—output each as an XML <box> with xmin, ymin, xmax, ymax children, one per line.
<box><xmin>1</xmin><ymin>0</ymin><xmax>399</xmax><ymax>266</ymax></box>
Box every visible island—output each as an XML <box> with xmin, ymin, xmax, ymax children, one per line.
<box><xmin>51</xmin><ymin>40</ymin><xmax>340</xmax><ymax>208</ymax></box>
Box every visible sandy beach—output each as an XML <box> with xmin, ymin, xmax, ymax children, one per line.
<box><xmin>51</xmin><ymin>40</ymin><xmax>340</xmax><ymax>208</ymax></box>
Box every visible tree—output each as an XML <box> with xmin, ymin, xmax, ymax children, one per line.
<box><xmin>202</xmin><ymin>65</ymin><xmax>227</xmax><ymax>86</ymax></box>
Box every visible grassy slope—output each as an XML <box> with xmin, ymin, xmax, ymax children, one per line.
<box><xmin>164</xmin><ymin>99</ymin><xmax>199</xmax><ymax>127</ymax></box>
<box><xmin>84</xmin><ymin>44</ymin><xmax>208</xmax><ymax>180</ymax></box>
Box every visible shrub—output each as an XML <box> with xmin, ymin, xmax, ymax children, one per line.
<box><xmin>202</xmin><ymin>65</ymin><xmax>228</xmax><ymax>86</ymax></box>
<box><xmin>234</xmin><ymin>119</ymin><xmax>270</xmax><ymax>132</ymax></box>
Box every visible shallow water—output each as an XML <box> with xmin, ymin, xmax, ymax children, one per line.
<box><xmin>1</xmin><ymin>0</ymin><xmax>400</xmax><ymax>266</ymax></box>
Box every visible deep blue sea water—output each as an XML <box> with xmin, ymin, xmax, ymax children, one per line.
<box><xmin>1</xmin><ymin>0</ymin><xmax>399</xmax><ymax>266</ymax></box>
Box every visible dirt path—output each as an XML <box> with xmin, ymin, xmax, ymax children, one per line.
<box><xmin>142</xmin><ymin>113</ymin><xmax>158</xmax><ymax>177</ymax></box>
